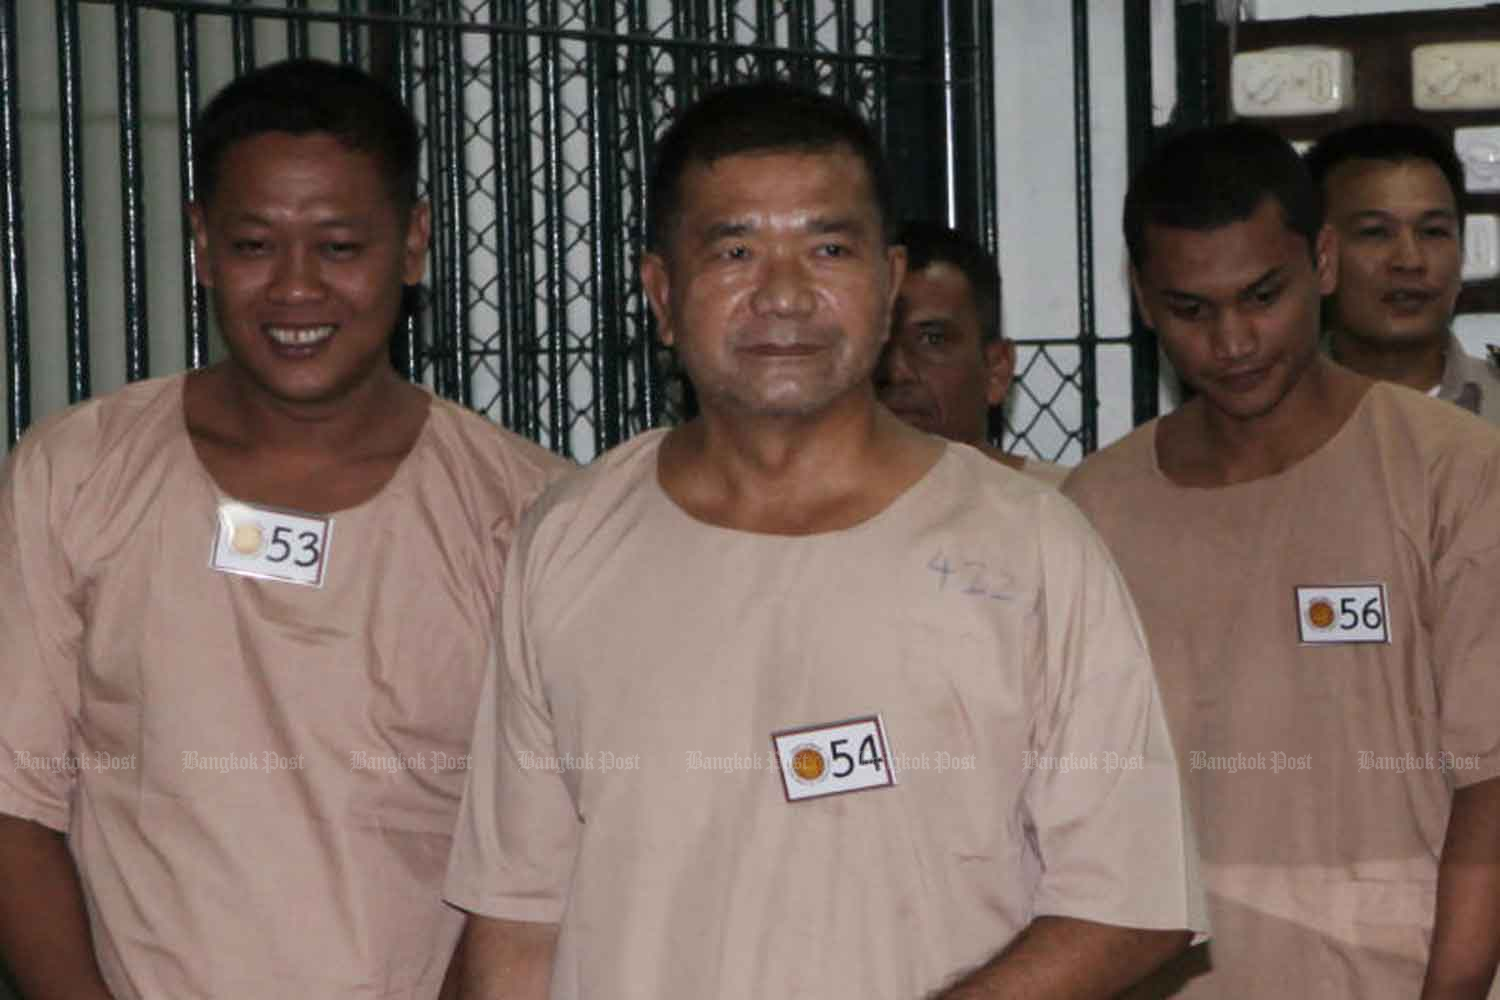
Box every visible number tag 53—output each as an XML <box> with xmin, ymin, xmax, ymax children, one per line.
<box><xmin>1295</xmin><ymin>584</ymin><xmax>1390</xmax><ymax>645</ymax></box>
<box><xmin>772</xmin><ymin>715</ymin><xmax>896</xmax><ymax>802</ymax></box>
<box><xmin>211</xmin><ymin>501</ymin><xmax>333</xmax><ymax>588</ymax></box>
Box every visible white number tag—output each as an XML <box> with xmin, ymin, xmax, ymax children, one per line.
<box><xmin>772</xmin><ymin>715</ymin><xmax>896</xmax><ymax>802</ymax></box>
<box><xmin>1295</xmin><ymin>584</ymin><xmax>1390</xmax><ymax>644</ymax></box>
<box><xmin>210</xmin><ymin>501</ymin><xmax>333</xmax><ymax>588</ymax></box>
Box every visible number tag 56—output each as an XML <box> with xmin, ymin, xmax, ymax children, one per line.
<box><xmin>1295</xmin><ymin>584</ymin><xmax>1390</xmax><ymax>645</ymax></box>
<box><xmin>211</xmin><ymin>501</ymin><xmax>333</xmax><ymax>588</ymax></box>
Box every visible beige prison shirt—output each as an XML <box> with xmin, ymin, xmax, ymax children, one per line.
<box><xmin>1064</xmin><ymin>382</ymin><xmax>1500</xmax><ymax>999</ymax></box>
<box><xmin>445</xmin><ymin>431</ymin><xmax>1205</xmax><ymax>1000</ymax></box>
<box><xmin>0</xmin><ymin>374</ymin><xmax>566</xmax><ymax>999</ymax></box>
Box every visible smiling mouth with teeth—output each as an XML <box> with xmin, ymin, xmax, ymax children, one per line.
<box><xmin>266</xmin><ymin>325</ymin><xmax>335</xmax><ymax>346</ymax></box>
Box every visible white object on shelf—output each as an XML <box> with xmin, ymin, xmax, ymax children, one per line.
<box><xmin>1232</xmin><ymin>47</ymin><xmax>1356</xmax><ymax>117</ymax></box>
<box><xmin>1413</xmin><ymin>43</ymin><xmax>1500</xmax><ymax>111</ymax></box>
<box><xmin>1464</xmin><ymin>214</ymin><xmax>1500</xmax><ymax>283</ymax></box>
<box><xmin>1455</xmin><ymin>127</ymin><xmax>1500</xmax><ymax>194</ymax></box>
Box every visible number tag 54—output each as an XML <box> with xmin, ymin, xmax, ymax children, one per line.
<box><xmin>772</xmin><ymin>715</ymin><xmax>896</xmax><ymax>802</ymax></box>
<box><xmin>1295</xmin><ymin>584</ymin><xmax>1390</xmax><ymax>645</ymax></box>
<box><xmin>211</xmin><ymin>501</ymin><xmax>333</xmax><ymax>588</ymax></box>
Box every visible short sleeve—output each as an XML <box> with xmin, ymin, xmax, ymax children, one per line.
<box><xmin>0</xmin><ymin>434</ymin><xmax>84</xmax><ymax>831</ymax></box>
<box><xmin>1022</xmin><ymin>494</ymin><xmax>1208</xmax><ymax>937</ymax></box>
<box><xmin>444</xmin><ymin>506</ymin><xmax>581</xmax><ymax>923</ymax></box>
<box><xmin>1430</xmin><ymin>440</ymin><xmax>1500</xmax><ymax>789</ymax></box>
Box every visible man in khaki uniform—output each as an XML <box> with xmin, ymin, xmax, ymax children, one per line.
<box><xmin>1305</xmin><ymin>121</ymin><xmax>1500</xmax><ymax>424</ymax></box>
<box><xmin>1066</xmin><ymin>122</ymin><xmax>1500</xmax><ymax>999</ymax></box>
<box><xmin>443</xmin><ymin>81</ymin><xmax>1204</xmax><ymax>1000</ymax></box>
<box><xmin>0</xmin><ymin>60</ymin><xmax>566</xmax><ymax>999</ymax></box>
<box><xmin>877</xmin><ymin>221</ymin><xmax>1069</xmax><ymax>485</ymax></box>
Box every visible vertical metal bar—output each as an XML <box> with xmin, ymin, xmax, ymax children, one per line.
<box><xmin>1124</xmin><ymin>0</ymin><xmax>1159</xmax><ymax>426</ymax></box>
<box><xmin>55</xmin><ymin>0</ymin><xmax>89</xmax><ymax>403</ymax></box>
<box><xmin>1175</xmin><ymin>0</ymin><xmax>1219</xmax><ymax>133</ymax></box>
<box><xmin>502</xmin><ymin>0</ymin><xmax>538</xmax><ymax>439</ymax></box>
<box><xmin>117</xmin><ymin>0</ymin><xmax>148</xmax><ymax>383</ymax></box>
<box><xmin>587</xmin><ymin>0</ymin><xmax>622</xmax><ymax>453</ymax></box>
<box><xmin>626</xmin><ymin>0</ymin><xmax>657</xmax><ymax>429</ymax></box>
<box><xmin>420</xmin><ymin>8</ymin><xmax>448</xmax><ymax>396</ymax></box>
<box><xmin>1071</xmin><ymin>0</ymin><xmax>1097</xmax><ymax>452</ymax></box>
<box><xmin>286</xmin><ymin>0</ymin><xmax>309</xmax><ymax>60</ymax></box>
<box><xmin>973</xmin><ymin>0</ymin><xmax>997</xmax><ymax>251</ymax></box>
<box><xmin>788</xmin><ymin>0</ymin><xmax>814</xmax><ymax>85</ymax></box>
<box><xmin>231</xmin><ymin>0</ymin><xmax>255</xmax><ymax>76</ymax></box>
<box><xmin>439</xmin><ymin>11</ymin><xmax>471</xmax><ymax>407</ymax></box>
<box><xmin>175</xmin><ymin>11</ymin><xmax>207</xmax><ymax>370</ymax></box>
<box><xmin>940</xmin><ymin>0</ymin><xmax>958</xmax><ymax>227</ymax></box>
<box><xmin>1</xmin><ymin>0</ymin><xmax>29</xmax><ymax>445</ymax></box>
<box><xmin>388</xmin><ymin>0</ymin><xmax>419</xmax><ymax>382</ymax></box>
<box><xmin>480</xmin><ymin>0</ymin><xmax>510</xmax><ymax>426</ymax></box>
<box><xmin>339</xmin><ymin>0</ymin><xmax>362</xmax><ymax>66</ymax></box>
<box><xmin>540</xmin><ymin>0</ymin><xmax>567</xmax><ymax>449</ymax></box>
<box><xmin>834</xmin><ymin>0</ymin><xmax>855</xmax><ymax>101</ymax></box>
<box><xmin>755</xmin><ymin>0</ymin><xmax>776</xmax><ymax>77</ymax></box>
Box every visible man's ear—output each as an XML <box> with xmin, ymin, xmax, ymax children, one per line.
<box><xmin>639</xmin><ymin>251</ymin><xmax>674</xmax><ymax>346</ymax></box>
<box><xmin>1129</xmin><ymin>264</ymin><xmax>1156</xmax><ymax>330</ymax></box>
<box><xmin>882</xmin><ymin>242</ymin><xmax>908</xmax><ymax>348</ymax></box>
<box><xmin>402</xmin><ymin>200</ymin><xmax>433</xmax><ymax>286</ymax></box>
<box><xmin>1314</xmin><ymin>223</ymin><xmax>1337</xmax><ymax>297</ymax></box>
<box><xmin>983</xmin><ymin>339</ymin><xmax>1016</xmax><ymax>407</ymax></box>
<box><xmin>187</xmin><ymin>202</ymin><xmax>213</xmax><ymax>289</ymax></box>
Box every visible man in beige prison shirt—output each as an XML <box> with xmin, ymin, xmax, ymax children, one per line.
<box><xmin>0</xmin><ymin>60</ymin><xmax>566</xmax><ymax>999</ymax></box>
<box><xmin>1065</xmin><ymin>123</ymin><xmax>1500</xmax><ymax>999</ymax></box>
<box><xmin>442</xmin><ymin>80</ymin><xmax>1204</xmax><ymax>1000</ymax></box>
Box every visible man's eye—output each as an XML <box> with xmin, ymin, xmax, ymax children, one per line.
<box><xmin>231</xmin><ymin>239</ymin><xmax>268</xmax><ymax>255</ymax></box>
<box><xmin>1421</xmin><ymin>226</ymin><xmax>1455</xmax><ymax>240</ymax></box>
<box><xmin>1355</xmin><ymin>225</ymin><xmax>1390</xmax><ymax>240</ymax></box>
<box><xmin>1168</xmin><ymin>303</ymin><xmax>1202</xmax><ymax>321</ymax></box>
<box><xmin>323</xmin><ymin>242</ymin><xmax>361</xmax><ymax>258</ymax></box>
<box><xmin>1250</xmin><ymin>286</ymin><xmax>1282</xmax><ymax>308</ymax></box>
<box><xmin>719</xmin><ymin>244</ymin><xmax>749</xmax><ymax>261</ymax></box>
<box><xmin>917</xmin><ymin>329</ymin><xmax>946</xmax><ymax>347</ymax></box>
<box><xmin>817</xmin><ymin>243</ymin><xmax>849</xmax><ymax>258</ymax></box>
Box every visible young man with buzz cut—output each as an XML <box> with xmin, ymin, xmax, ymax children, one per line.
<box><xmin>0</xmin><ymin>59</ymin><xmax>567</xmax><ymax>999</ymax></box>
<box><xmin>877</xmin><ymin>221</ymin><xmax>1070</xmax><ymax>485</ymax></box>
<box><xmin>443</xmin><ymin>79</ymin><xmax>1204</xmax><ymax>1000</ymax></box>
<box><xmin>1065</xmin><ymin>122</ymin><xmax>1500</xmax><ymax>1000</ymax></box>
<box><xmin>1305</xmin><ymin>120</ymin><xmax>1500</xmax><ymax>424</ymax></box>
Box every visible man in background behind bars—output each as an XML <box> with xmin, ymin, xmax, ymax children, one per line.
<box><xmin>0</xmin><ymin>59</ymin><xmax>564</xmax><ymax>998</ymax></box>
<box><xmin>876</xmin><ymin>220</ymin><xmax>1070</xmax><ymax>485</ymax></box>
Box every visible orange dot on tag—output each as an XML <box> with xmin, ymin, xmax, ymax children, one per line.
<box><xmin>231</xmin><ymin>521</ymin><xmax>264</xmax><ymax>555</ymax></box>
<box><xmin>1307</xmin><ymin>599</ymin><xmax>1335</xmax><ymax>629</ymax></box>
<box><xmin>791</xmin><ymin>746</ymin><xmax>826</xmax><ymax>783</ymax></box>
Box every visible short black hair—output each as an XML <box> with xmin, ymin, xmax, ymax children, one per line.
<box><xmin>1124</xmin><ymin>122</ymin><xmax>1322</xmax><ymax>268</ymax></box>
<box><xmin>192</xmin><ymin>58</ymin><xmax>420</xmax><ymax>213</ymax></box>
<box><xmin>896</xmin><ymin>221</ymin><xmax>1001</xmax><ymax>343</ymax></box>
<box><xmin>1304</xmin><ymin>119</ymin><xmax>1464</xmax><ymax>208</ymax></box>
<box><xmin>646</xmin><ymin>80</ymin><xmax>895</xmax><ymax>253</ymax></box>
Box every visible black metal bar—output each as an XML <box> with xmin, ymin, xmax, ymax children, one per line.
<box><xmin>437</xmin><ymin>8</ymin><xmax>471</xmax><ymax>407</ymax></box>
<box><xmin>175</xmin><ymin>10</ymin><xmax>207</xmax><ymax>370</ymax></box>
<box><xmin>56</xmin><ymin>0</ymin><xmax>90</xmax><ymax>403</ymax></box>
<box><xmin>1</xmin><ymin>0</ymin><xmax>29</xmax><ymax>446</ymax></box>
<box><xmin>973</xmin><ymin>0</ymin><xmax>997</xmax><ymax>252</ymax></box>
<box><xmin>626</xmin><ymin>0</ymin><xmax>657</xmax><ymax>430</ymax></box>
<box><xmin>339</xmin><ymin>0</ymin><xmax>361</xmax><ymax>65</ymax></box>
<box><xmin>1071</xmin><ymin>0</ymin><xmax>1097</xmax><ymax>453</ymax></box>
<box><xmin>117</xmin><ymin>0</ymin><xmax>149</xmax><ymax>383</ymax></box>
<box><xmin>1175</xmin><ymin>0</ymin><xmax>1219</xmax><ymax>132</ymax></box>
<box><xmin>230</xmin><ymin>0</ymin><xmax>255</xmax><ymax>75</ymax></box>
<box><xmin>421</xmin><ymin>4</ymin><xmax>456</xmax><ymax>400</ymax></box>
<box><xmin>286</xmin><ymin>0</ymin><xmax>309</xmax><ymax>59</ymax></box>
<box><xmin>940</xmin><ymin>0</ymin><xmax>958</xmax><ymax>226</ymax></box>
<box><xmin>1124</xmin><ymin>0</ymin><xmax>1158</xmax><ymax>427</ymax></box>
<box><xmin>835</xmin><ymin>0</ymin><xmax>855</xmax><ymax>102</ymax></box>
<box><xmin>755</xmin><ymin>0</ymin><xmax>776</xmax><ymax>78</ymax></box>
<box><xmin>385</xmin><ymin>0</ymin><xmax>417</xmax><ymax>382</ymax></box>
<box><xmin>587</xmin><ymin>0</ymin><xmax>622</xmax><ymax>453</ymax></box>
<box><xmin>540</xmin><ymin>0</ymin><xmax>567</xmax><ymax>450</ymax></box>
<box><xmin>1068</xmin><ymin>0</ymin><xmax>1104</xmax><ymax>452</ymax></box>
